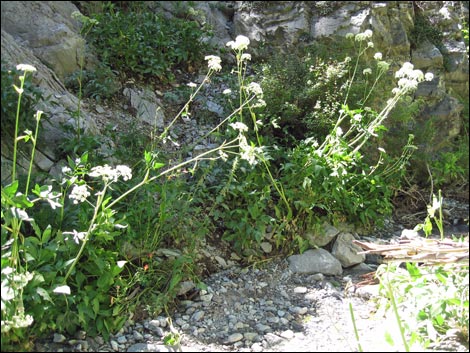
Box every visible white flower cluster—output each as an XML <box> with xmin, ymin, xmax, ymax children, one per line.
<box><xmin>230</xmin><ymin>122</ymin><xmax>249</xmax><ymax>132</ymax></box>
<box><xmin>240</xmin><ymin>53</ymin><xmax>252</xmax><ymax>62</ymax></box>
<box><xmin>239</xmin><ymin>135</ymin><xmax>263</xmax><ymax>166</ymax></box>
<box><xmin>205</xmin><ymin>55</ymin><xmax>222</xmax><ymax>72</ymax></box>
<box><xmin>69</xmin><ymin>184</ymin><xmax>90</xmax><ymax>204</ymax></box>
<box><xmin>63</xmin><ymin>229</ymin><xmax>87</xmax><ymax>244</ymax></box>
<box><xmin>354</xmin><ymin>29</ymin><xmax>373</xmax><ymax>42</ymax></box>
<box><xmin>88</xmin><ymin>164</ymin><xmax>132</xmax><ymax>182</ymax></box>
<box><xmin>393</xmin><ymin>62</ymin><xmax>434</xmax><ymax>94</ymax></box>
<box><xmin>16</xmin><ymin>64</ymin><xmax>36</xmax><ymax>72</ymax></box>
<box><xmin>246</xmin><ymin>82</ymin><xmax>263</xmax><ymax>97</ymax></box>
<box><xmin>226</xmin><ymin>35</ymin><xmax>250</xmax><ymax>51</ymax></box>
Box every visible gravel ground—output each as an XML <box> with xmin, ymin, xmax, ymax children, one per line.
<box><xmin>37</xmin><ymin>256</ymin><xmax>468</xmax><ymax>353</ymax></box>
<box><xmin>35</xmin><ymin>199</ymin><xmax>469</xmax><ymax>353</ymax></box>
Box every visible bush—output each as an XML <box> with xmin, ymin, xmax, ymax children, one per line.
<box><xmin>65</xmin><ymin>63</ymin><xmax>120</xmax><ymax>102</ymax></box>
<box><xmin>83</xmin><ymin>1</ymin><xmax>213</xmax><ymax>82</ymax></box>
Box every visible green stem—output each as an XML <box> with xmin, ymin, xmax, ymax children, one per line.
<box><xmin>349</xmin><ymin>302</ymin><xmax>363</xmax><ymax>352</ymax></box>
<box><xmin>386</xmin><ymin>270</ymin><xmax>410</xmax><ymax>352</ymax></box>
<box><xmin>64</xmin><ymin>184</ymin><xmax>108</xmax><ymax>282</ymax></box>
<box><xmin>12</xmin><ymin>74</ymin><xmax>27</xmax><ymax>183</ymax></box>
<box><xmin>107</xmin><ymin>139</ymin><xmax>239</xmax><ymax>210</ymax></box>
<box><xmin>25</xmin><ymin>111</ymin><xmax>43</xmax><ymax>194</ymax></box>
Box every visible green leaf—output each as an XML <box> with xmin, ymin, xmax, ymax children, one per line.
<box><xmin>92</xmin><ymin>297</ymin><xmax>100</xmax><ymax>316</ymax></box>
<box><xmin>3</xmin><ymin>181</ymin><xmax>19</xmax><ymax>197</ymax></box>
<box><xmin>384</xmin><ymin>331</ymin><xmax>394</xmax><ymax>346</ymax></box>
<box><xmin>36</xmin><ymin>287</ymin><xmax>53</xmax><ymax>302</ymax></box>
<box><xmin>42</xmin><ymin>224</ymin><xmax>52</xmax><ymax>243</ymax></box>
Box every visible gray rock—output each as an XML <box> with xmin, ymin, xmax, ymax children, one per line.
<box><xmin>305</xmin><ymin>222</ymin><xmax>340</xmax><ymax>248</ymax></box>
<box><xmin>287</xmin><ymin>248</ymin><xmax>343</xmax><ymax>275</ymax></box>
<box><xmin>226</xmin><ymin>332</ymin><xmax>243</xmax><ymax>343</ymax></box>
<box><xmin>332</xmin><ymin>232</ymin><xmax>366</xmax><ymax>268</ymax></box>
<box><xmin>123</xmin><ymin>88</ymin><xmax>165</xmax><ymax>128</ymax></box>
<box><xmin>127</xmin><ymin>343</ymin><xmax>181</xmax><ymax>352</ymax></box>
<box><xmin>53</xmin><ymin>333</ymin><xmax>66</xmax><ymax>343</ymax></box>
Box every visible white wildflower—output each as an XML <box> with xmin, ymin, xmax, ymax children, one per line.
<box><xmin>16</xmin><ymin>64</ymin><xmax>37</xmax><ymax>72</ymax></box>
<box><xmin>336</xmin><ymin>127</ymin><xmax>343</xmax><ymax>137</ymax></box>
<box><xmin>226</xmin><ymin>35</ymin><xmax>250</xmax><ymax>51</ymax></box>
<box><xmin>353</xmin><ymin>114</ymin><xmax>362</xmax><ymax>122</ymax></box>
<box><xmin>230</xmin><ymin>122</ymin><xmax>249</xmax><ymax>132</ymax></box>
<box><xmin>253</xmin><ymin>99</ymin><xmax>266</xmax><ymax>108</ymax></box>
<box><xmin>355</xmin><ymin>30</ymin><xmax>373</xmax><ymax>42</ymax></box>
<box><xmin>367</xmin><ymin>41</ymin><xmax>374</xmax><ymax>48</ymax></box>
<box><xmin>89</xmin><ymin>164</ymin><xmax>117</xmax><ymax>182</ymax></box>
<box><xmin>363</xmin><ymin>68</ymin><xmax>372</xmax><ymax>75</ymax></box>
<box><xmin>63</xmin><ymin>230</ymin><xmax>87</xmax><ymax>244</ymax></box>
<box><xmin>246</xmin><ymin>82</ymin><xmax>263</xmax><ymax>97</ymax></box>
<box><xmin>205</xmin><ymin>55</ymin><xmax>222</xmax><ymax>72</ymax></box>
<box><xmin>187</xmin><ymin>82</ymin><xmax>197</xmax><ymax>88</ymax></box>
<box><xmin>425</xmin><ymin>72</ymin><xmax>434</xmax><ymax>81</ymax></box>
<box><xmin>374</xmin><ymin>52</ymin><xmax>382</xmax><ymax>60</ymax></box>
<box><xmin>223</xmin><ymin>88</ymin><xmax>232</xmax><ymax>95</ymax></box>
<box><xmin>378</xmin><ymin>147</ymin><xmax>386</xmax><ymax>153</ymax></box>
<box><xmin>116</xmin><ymin>165</ymin><xmax>132</xmax><ymax>181</ymax></box>
<box><xmin>69</xmin><ymin>184</ymin><xmax>90</xmax><ymax>204</ymax></box>
<box><xmin>239</xmin><ymin>136</ymin><xmax>262</xmax><ymax>166</ymax></box>
<box><xmin>62</xmin><ymin>166</ymin><xmax>72</xmax><ymax>174</ymax></box>
<box><xmin>240</xmin><ymin>53</ymin><xmax>252</xmax><ymax>61</ymax></box>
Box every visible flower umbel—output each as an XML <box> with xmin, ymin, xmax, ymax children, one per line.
<box><xmin>230</xmin><ymin>122</ymin><xmax>249</xmax><ymax>132</ymax></box>
<box><xmin>205</xmin><ymin>55</ymin><xmax>222</xmax><ymax>72</ymax></box>
<box><xmin>226</xmin><ymin>35</ymin><xmax>250</xmax><ymax>51</ymax></box>
<box><xmin>16</xmin><ymin>64</ymin><xmax>37</xmax><ymax>72</ymax></box>
<box><xmin>69</xmin><ymin>184</ymin><xmax>90</xmax><ymax>204</ymax></box>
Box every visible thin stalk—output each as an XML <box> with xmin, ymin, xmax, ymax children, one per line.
<box><xmin>349</xmin><ymin>301</ymin><xmax>363</xmax><ymax>352</ymax></box>
<box><xmin>107</xmin><ymin>139</ymin><xmax>239</xmax><ymax>210</ymax></box>
<box><xmin>386</xmin><ymin>272</ymin><xmax>410</xmax><ymax>352</ymax></box>
<box><xmin>12</xmin><ymin>74</ymin><xmax>28</xmax><ymax>183</ymax></box>
<box><xmin>24</xmin><ymin>111</ymin><xmax>43</xmax><ymax>194</ymax></box>
<box><xmin>64</xmin><ymin>184</ymin><xmax>108</xmax><ymax>282</ymax></box>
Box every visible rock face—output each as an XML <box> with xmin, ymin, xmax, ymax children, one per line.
<box><xmin>1</xmin><ymin>1</ymin><xmax>468</xmax><ymax>182</ymax></box>
<box><xmin>1</xmin><ymin>1</ymin><xmax>85</xmax><ymax>80</ymax></box>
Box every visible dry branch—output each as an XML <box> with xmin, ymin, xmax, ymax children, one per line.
<box><xmin>353</xmin><ymin>236</ymin><xmax>469</xmax><ymax>265</ymax></box>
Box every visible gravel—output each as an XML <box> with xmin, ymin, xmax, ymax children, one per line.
<box><xmin>34</xmin><ymin>204</ymin><xmax>469</xmax><ymax>353</ymax></box>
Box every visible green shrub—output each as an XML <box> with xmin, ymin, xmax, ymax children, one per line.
<box><xmin>65</xmin><ymin>63</ymin><xmax>120</xmax><ymax>102</ymax></box>
<box><xmin>84</xmin><ymin>1</ymin><xmax>213</xmax><ymax>82</ymax></box>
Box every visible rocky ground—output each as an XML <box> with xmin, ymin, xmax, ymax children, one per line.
<box><xmin>35</xmin><ymin>198</ymin><xmax>469</xmax><ymax>353</ymax></box>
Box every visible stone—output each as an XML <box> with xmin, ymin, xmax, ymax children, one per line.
<box><xmin>305</xmin><ymin>222</ymin><xmax>340</xmax><ymax>248</ymax></box>
<box><xmin>260</xmin><ymin>241</ymin><xmax>273</xmax><ymax>253</ymax></box>
<box><xmin>332</xmin><ymin>232</ymin><xmax>366</xmax><ymax>268</ymax></box>
<box><xmin>123</xmin><ymin>87</ymin><xmax>165</xmax><ymax>128</ymax></box>
<box><xmin>226</xmin><ymin>332</ymin><xmax>243</xmax><ymax>343</ymax></box>
<box><xmin>53</xmin><ymin>333</ymin><xmax>66</xmax><ymax>343</ymax></box>
<box><xmin>287</xmin><ymin>248</ymin><xmax>343</xmax><ymax>276</ymax></box>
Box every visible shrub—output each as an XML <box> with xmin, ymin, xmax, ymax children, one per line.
<box><xmin>83</xmin><ymin>1</ymin><xmax>213</xmax><ymax>82</ymax></box>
